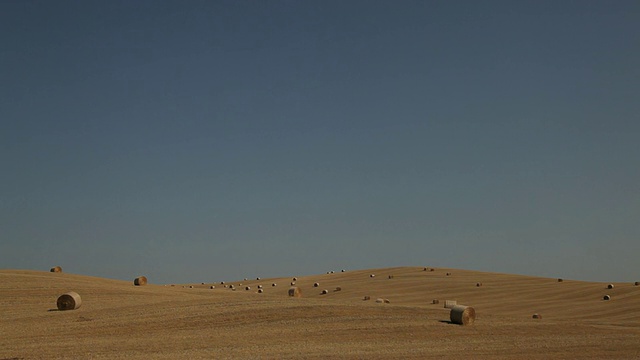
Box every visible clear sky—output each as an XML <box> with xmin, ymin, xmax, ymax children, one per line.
<box><xmin>1</xmin><ymin>1</ymin><xmax>638</xmax><ymax>284</ymax></box>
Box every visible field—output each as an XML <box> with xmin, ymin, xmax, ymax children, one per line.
<box><xmin>1</xmin><ymin>267</ymin><xmax>639</xmax><ymax>359</ymax></box>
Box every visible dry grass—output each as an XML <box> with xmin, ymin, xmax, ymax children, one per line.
<box><xmin>1</xmin><ymin>266</ymin><xmax>639</xmax><ymax>359</ymax></box>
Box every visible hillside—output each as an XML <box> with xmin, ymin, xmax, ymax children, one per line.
<box><xmin>1</xmin><ymin>267</ymin><xmax>639</xmax><ymax>359</ymax></box>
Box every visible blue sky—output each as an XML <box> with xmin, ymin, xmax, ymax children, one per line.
<box><xmin>1</xmin><ymin>1</ymin><xmax>638</xmax><ymax>284</ymax></box>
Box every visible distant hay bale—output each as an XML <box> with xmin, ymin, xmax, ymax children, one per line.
<box><xmin>532</xmin><ymin>313</ymin><xmax>542</xmax><ymax>319</ymax></box>
<box><xmin>370</xmin><ymin>274</ymin><xmax>375</xmax><ymax>278</ymax></box>
<box><xmin>257</xmin><ymin>285</ymin><xmax>263</xmax><ymax>289</ymax></box>
<box><xmin>388</xmin><ymin>275</ymin><xmax>394</xmax><ymax>279</ymax></box>
<box><xmin>375</xmin><ymin>298</ymin><xmax>390</xmax><ymax>304</ymax></box>
<box><xmin>430</xmin><ymin>268</ymin><xmax>435</xmax><ymax>272</ymax></box>
<box><xmin>258</xmin><ymin>289</ymin><xmax>263</xmax><ymax>293</ymax></box>
<box><xmin>288</xmin><ymin>286</ymin><xmax>301</xmax><ymax>298</ymax></box>
<box><xmin>635</xmin><ymin>282</ymin><xmax>639</xmax><ymax>286</ymax></box>
<box><xmin>56</xmin><ymin>291</ymin><xmax>82</xmax><ymax>311</ymax></box>
<box><xmin>557</xmin><ymin>278</ymin><xmax>563</xmax><ymax>282</ymax></box>
<box><xmin>290</xmin><ymin>282</ymin><xmax>296</xmax><ymax>286</ymax></box>
<box><xmin>224</xmin><ymin>285</ymin><xmax>228</xmax><ymax>288</ymax></box>
<box><xmin>603</xmin><ymin>295</ymin><xmax>611</xmax><ymax>300</ymax></box>
<box><xmin>245</xmin><ymin>286</ymin><xmax>251</xmax><ymax>291</ymax></box>
<box><xmin>321</xmin><ymin>289</ymin><xmax>329</xmax><ymax>295</ymax></box>
<box><xmin>314</xmin><ymin>282</ymin><xmax>320</xmax><ymax>287</ymax></box>
<box><xmin>221</xmin><ymin>281</ymin><xmax>225</xmax><ymax>285</ymax></box>
<box><xmin>476</xmin><ymin>282</ymin><xmax>482</xmax><ymax>287</ymax></box>
<box><xmin>292</xmin><ymin>277</ymin><xmax>297</xmax><ymax>281</ymax></box>
<box><xmin>432</xmin><ymin>299</ymin><xmax>440</xmax><ymax>304</ymax></box>
<box><xmin>201</xmin><ymin>282</ymin><xmax>205</xmax><ymax>285</ymax></box>
<box><xmin>189</xmin><ymin>285</ymin><xmax>193</xmax><ymax>289</ymax></box>
<box><xmin>229</xmin><ymin>285</ymin><xmax>235</xmax><ymax>289</ymax></box>
<box><xmin>423</xmin><ymin>267</ymin><xmax>428</xmax><ymax>271</ymax></box>
<box><xmin>256</xmin><ymin>277</ymin><xmax>261</xmax><ymax>280</ymax></box>
<box><xmin>210</xmin><ymin>286</ymin><xmax>215</xmax><ymax>289</ymax></box>
<box><xmin>341</xmin><ymin>269</ymin><xmax>346</xmax><ymax>272</ymax></box>
<box><xmin>363</xmin><ymin>296</ymin><xmax>371</xmax><ymax>301</ymax></box>
<box><xmin>444</xmin><ymin>300</ymin><xmax>457</xmax><ymax>309</ymax></box>
<box><xmin>384</xmin><ymin>299</ymin><xmax>390</xmax><ymax>303</ymax></box>
<box><xmin>50</xmin><ymin>266</ymin><xmax>62</xmax><ymax>273</ymax></box>
<box><xmin>330</xmin><ymin>271</ymin><xmax>334</xmax><ymax>274</ymax></box>
<box><xmin>334</xmin><ymin>287</ymin><xmax>342</xmax><ymax>292</ymax></box>
<box><xmin>450</xmin><ymin>305</ymin><xmax>475</xmax><ymax>325</ymax></box>
<box><xmin>134</xmin><ymin>276</ymin><xmax>147</xmax><ymax>286</ymax></box>
<box><xmin>607</xmin><ymin>284</ymin><xmax>614</xmax><ymax>289</ymax></box>
<box><xmin>272</xmin><ymin>283</ymin><xmax>277</xmax><ymax>287</ymax></box>
<box><xmin>446</xmin><ymin>272</ymin><xmax>452</xmax><ymax>276</ymax></box>
<box><xmin>244</xmin><ymin>278</ymin><xmax>248</xmax><ymax>281</ymax></box>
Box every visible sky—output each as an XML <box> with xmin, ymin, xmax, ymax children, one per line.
<box><xmin>1</xmin><ymin>0</ymin><xmax>639</xmax><ymax>284</ymax></box>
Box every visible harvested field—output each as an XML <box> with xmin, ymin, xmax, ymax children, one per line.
<box><xmin>1</xmin><ymin>266</ymin><xmax>639</xmax><ymax>359</ymax></box>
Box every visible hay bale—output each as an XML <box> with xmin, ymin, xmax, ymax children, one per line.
<box><xmin>57</xmin><ymin>291</ymin><xmax>82</xmax><ymax>311</ymax></box>
<box><xmin>258</xmin><ymin>289</ymin><xmax>263</xmax><ymax>293</ymax></box>
<box><xmin>288</xmin><ymin>286</ymin><xmax>301</xmax><ymax>298</ymax></box>
<box><xmin>257</xmin><ymin>285</ymin><xmax>263</xmax><ymax>289</ymax></box>
<box><xmin>134</xmin><ymin>276</ymin><xmax>147</xmax><ymax>286</ymax></box>
<box><xmin>444</xmin><ymin>300</ymin><xmax>457</xmax><ymax>309</ymax></box>
<box><xmin>450</xmin><ymin>305</ymin><xmax>475</xmax><ymax>325</ymax></box>
<box><xmin>245</xmin><ymin>286</ymin><xmax>251</xmax><ymax>291</ymax></box>
<box><xmin>221</xmin><ymin>281</ymin><xmax>225</xmax><ymax>285</ymax></box>
<box><xmin>430</xmin><ymin>268</ymin><xmax>435</xmax><ymax>272</ymax></box>
<box><xmin>388</xmin><ymin>275</ymin><xmax>394</xmax><ymax>279</ymax></box>
<box><xmin>314</xmin><ymin>282</ymin><xmax>320</xmax><ymax>287</ymax></box>
<box><xmin>256</xmin><ymin>277</ymin><xmax>261</xmax><ymax>280</ymax></box>
<box><xmin>210</xmin><ymin>286</ymin><xmax>215</xmax><ymax>289</ymax></box>
<box><xmin>50</xmin><ymin>266</ymin><xmax>62</xmax><ymax>273</ymax></box>
<box><xmin>532</xmin><ymin>313</ymin><xmax>542</xmax><ymax>319</ymax></box>
<box><xmin>189</xmin><ymin>285</ymin><xmax>193</xmax><ymax>289</ymax></box>
<box><xmin>370</xmin><ymin>274</ymin><xmax>375</xmax><ymax>278</ymax></box>
<box><xmin>292</xmin><ymin>277</ymin><xmax>297</xmax><ymax>281</ymax></box>
<box><xmin>334</xmin><ymin>287</ymin><xmax>342</xmax><ymax>292</ymax></box>
<box><xmin>423</xmin><ymin>267</ymin><xmax>428</xmax><ymax>271</ymax></box>
<box><xmin>603</xmin><ymin>295</ymin><xmax>611</xmax><ymax>300</ymax></box>
<box><xmin>446</xmin><ymin>272</ymin><xmax>452</xmax><ymax>276</ymax></box>
<box><xmin>330</xmin><ymin>271</ymin><xmax>334</xmax><ymax>274</ymax></box>
<box><xmin>272</xmin><ymin>283</ymin><xmax>277</xmax><ymax>287</ymax></box>
<box><xmin>229</xmin><ymin>285</ymin><xmax>235</xmax><ymax>289</ymax></box>
<box><xmin>607</xmin><ymin>284</ymin><xmax>614</xmax><ymax>289</ymax></box>
<box><xmin>432</xmin><ymin>299</ymin><xmax>440</xmax><ymax>304</ymax></box>
<box><xmin>635</xmin><ymin>281</ymin><xmax>639</xmax><ymax>286</ymax></box>
<box><xmin>290</xmin><ymin>282</ymin><xmax>296</xmax><ymax>286</ymax></box>
<box><xmin>375</xmin><ymin>298</ymin><xmax>384</xmax><ymax>303</ymax></box>
<box><xmin>243</xmin><ymin>278</ymin><xmax>248</xmax><ymax>281</ymax></box>
<box><xmin>476</xmin><ymin>282</ymin><xmax>482</xmax><ymax>287</ymax></box>
<box><xmin>341</xmin><ymin>269</ymin><xmax>346</xmax><ymax>272</ymax></box>
<box><xmin>557</xmin><ymin>278</ymin><xmax>563</xmax><ymax>282</ymax></box>
<box><xmin>321</xmin><ymin>289</ymin><xmax>328</xmax><ymax>295</ymax></box>
<box><xmin>363</xmin><ymin>296</ymin><xmax>370</xmax><ymax>301</ymax></box>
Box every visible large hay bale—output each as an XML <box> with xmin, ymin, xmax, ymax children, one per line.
<box><xmin>607</xmin><ymin>284</ymin><xmax>614</xmax><ymax>289</ymax></box>
<box><xmin>432</xmin><ymin>299</ymin><xmax>440</xmax><ymax>304</ymax></box>
<box><xmin>341</xmin><ymin>269</ymin><xmax>346</xmax><ymax>272</ymax></box>
<box><xmin>321</xmin><ymin>289</ymin><xmax>328</xmax><ymax>295</ymax></box>
<box><xmin>363</xmin><ymin>296</ymin><xmax>370</xmax><ymax>301</ymax></box>
<box><xmin>272</xmin><ymin>283</ymin><xmax>277</xmax><ymax>287</ymax></box>
<box><xmin>210</xmin><ymin>286</ymin><xmax>215</xmax><ymax>289</ymax></box>
<box><xmin>314</xmin><ymin>282</ymin><xmax>320</xmax><ymax>287</ymax></box>
<box><xmin>476</xmin><ymin>282</ymin><xmax>482</xmax><ymax>287</ymax></box>
<box><xmin>290</xmin><ymin>282</ymin><xmax>296</xmax><ymax>286</ymax></box>
<box><xmin>257</xmin><ymin>285</ymin><xmax>263</xmax><ymax>289</ymax></box>
<box><xmin>258</xmin><ymin>289</ymin><xmax>263</xmax><ymax>293</ymax></box>
<box><xmin>288</xmin><ymin>286</ymin><xmax>301</xmax><ymax>298</ymax></box>
<box><xmin>245</xmin><ymin>286</ymin><xmax>251</xmax><ymax>291</ymax></box>
<box><xmin>635</xmin><ymin>281</ymin><xmax>639</xmax><ymax>286</ymax></box>
<box><xmin>444</xmin><ymin>300</ymin><xmax>457</xmax><ymax>309</ymax></box>
<box><xmin>370</xmin><ymin>274</ymin><xmax>375</xmax><ymax>278</ymax></box>
<box><xmin>292</xmin><ymin>277</ymin><xmax>297</xmax><ymax>281</ymax></box>
<box><xmin>532</xmin><ymin>313</ymin><xmax>542</xmax><ymax>319</ymax></box>
<box><xmin>557</xmin><ymin>278</ymin><xmax>563</xmax><ymax>282</ymax></box>
<box><xmin>134</xmin><ymin>276</ymin><xmax>147</xmax><ymax>286</ymax></box>
<box><xmin>50</xmin><ymin>266</ymin><xmax>62</xmax><ymax>273</ymax></box>
<box><xmin>388</xmin><ymin>275</ymin><xmax>394</xmax><ymax>279</ymax></box>
<box><xmin>603</xmin><ymin>295</ymin><xmax>611</xmax><ymax>300</ymax></box>
<box><xmin>450</xmin><ymin>305</ymin><xmax>475</xmax><ymax>325</ymax></box>
<box><xmin>57</xmin><ymin>291</ymin><xmax>82</xmax><ymax>311</ymax></box>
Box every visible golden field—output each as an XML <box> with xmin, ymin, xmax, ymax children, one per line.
<box><xmin>1</xmin><ymin>266</ymin><xmax>639</xmax><ymax>359</ymax></box>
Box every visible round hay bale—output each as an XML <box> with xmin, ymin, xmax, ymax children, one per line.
<box><xmin>229</xmin><ymin>285</ymin><xmax>235</xmax><ymax>289</ymax></box>
<box><xmin>607</xmin><ymin>284</ymin><xmax>614</xmax><ymax>289</ymax></box>
<box><xmin>363</xmin><ymin>296</ymin><xmax>370</xmax><ymax>301</ymax></box>
<box><xmin>557</xmin><ymin>278</ymin><xmax>563</xmax><ymax>282</ymax></box>
<box><xmin>341</xmin><ymin>269</ymin><xmax>346</xmax><ymax>272</ymax></box>
<box><xmin>444</xmin><ymin>300</ymin><xmax>457</xmax><ymax>309</ymax></box>
<box><xmin>430</xmin><ymin>268</ymin><xmax>435</xmax><ymax>272</ymax></box>
<box><xmin>635</xmin><ymin>281</ymin><xmax>639</xmax><ymax>286</ymax></box>
<box><xmin>292</xmin><ymin>277</ymin><xmax>297</xmax><ymax>281</ymax></box>
<box><xmin>370</xmin><ymin>274</ymin><xmax>375</xmax><ymax>278</ymax></box>
<box><xmin>256</xmin><ymin>277</ymin><xmax>261</xmax><ymax>280</ymax></box>
<box><xmin>330</xmin><ymin>271</ymin><xmax>334</xmax><ymax>274</ymax></box>
<box><xmin>446</xmin><ymin>272</ymin><xmax>452</xmax><ymax>276</ymax></box>
<box><xmin>384</xmin><ymin>299</ymin><xmax>390</xmax><ymax>304</ymax></box>
<box><xmin>272</xmin><ymin>283</ymin><xmax>277</xmax><ymax>287</ymax></box>
<box><xmin>50</xmin><ymin>266</ymin><xmax>62</xmax><ymax>273</ymax></box>
<box><xmin>258</xmin><ymin>289</ymin><xmax>263</xmax><ymax>293</ymax></box>
<box><xmin>57</xmin><ymin>291</ymin><xmax>82</xmax><ymax>311</ymax></box>
<box><xmin>189</xmin><ymin>285</ymin><xmax>193</xmax><ymax>289</ymax></box>
<box><xmin>210</xmin><ymin>286</ymin><xmax>215</xmax><ymax>289</ymax></box>
<box><xmin>245</xmin><ymin>286</ymin><xmax>251</xmax><ymax>291</ymax></box>
<box><xmin>432</xmin><ymin>299</ymin><xmax>440</xmax><ymax>304</ymax></box>
<box><xmin>288</xmin><ymin>286</ymin><xmax>301</xmax><ymax>298</ymax></box>
<box><xmin>334</xmin><ymin>287</ymin><xmax>342</xmax><ymax>292</ymax></box>
<box><xmin>603</xmin><ymin>295</ymin><xmax>611</xmax><ymax>300</ymax></box>
<box><xmin>321</xmin><ymin>289</ymin><xmax>328</xmax><ymax>295</ymax></box>
<box><xmin>221</xmin><ymin>281</ymin><xmax>225</xmax><ymax>285</ymax></box>
<box><xmin>243</xmin><ymin>278</ymin><xmax>248</xmax><ymax>281</ymax></box>
<box><xmin>257</xmin><ymin>285</ymin><xmax>263</xmax><ymax>289</ymax></box>
<box><xmin>423</xmin><ymin>267</ymin><xmax>428</xmax><ymax>271</ymax></box>
<box><xmin>532</xmin><ymin>313</ymin><xmax>542</xmax><ymax>319</ymax></box>
<box><xmin>201</xmin><ymin>282</ymin><xmax>205</xmax><ymax>285</ymax></box>
<box><xmin>450</xmin><ymin>305</ymin><xmax>475</xmax><ymax>325</ymax></box>
<box><xmin>375</xmin><ymin>298</ymin><xmax>384</xmax><ymax>303</ymax></box>
<box><xmin>314</xmin><ymin>282</ymin><xmax>320</xmax><ymax>287</ymax></box>
<box><xmin>290</xmin><ymin>282</ymin><xmax>296</xmax><ymax>286</ymax></box>
<box><xmin>388</xmin><ymin>275</ymin><xmax>394</xmax><ymax>279</ymax></box>
<box><xmin>134</xmin><ymin>276</ymin><xmax>147</xmax><ymax>286</ymax></box>
<box><xmin>476</xmin><ymin>282</ymin><xmax>482</xmax><ymax>287</ymax></box>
